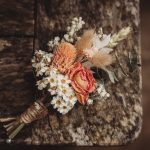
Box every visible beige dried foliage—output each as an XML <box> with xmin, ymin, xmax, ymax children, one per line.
<box><xmin>75</xmin><ymin>29</ymin><xmax>94</xmax><ymax>54</ymax></box>
<box><xmin>90</xmin><ymin>51</ymin><xmax>113</xmax><ymax>68</ymax></box>
<box><xmin>108</xmin><ymin>27</ymin><xmax>131</xmax><ymax>48</ymax></box>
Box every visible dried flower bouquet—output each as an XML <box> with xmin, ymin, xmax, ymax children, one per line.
<box><xmin>0</xmin><ymin>17</ymin><xmax>131</xmax><ymax>141</ymax></box>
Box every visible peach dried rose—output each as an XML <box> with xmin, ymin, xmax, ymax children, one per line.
<box><xmin>67</xmin><ymin>62</ymin><xmax>96</xmax><ymax>105</ymax></box>
<box><xmin>52</xmin><ymin>42</ymin><xmax>77</xmax><ymax>73</ymax></box>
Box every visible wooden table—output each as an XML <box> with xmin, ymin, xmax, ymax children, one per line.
<box><xmin>0</xmin><ymin>0</ymin><xmax>142</xmax><ymax>146</ymax></box>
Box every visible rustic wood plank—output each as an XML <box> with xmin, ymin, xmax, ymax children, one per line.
<box><xmin>0</xmin><ymin>38</ymin><xmax>35</xmax><ymax>142</ymax></box>
<box><xmin>0</xmin><ymin>38</ymin><xmax>35</xmax><ymax>113</ymax></box>
<box><xmin>0</xmin><ymin>0</ymin><xmax>34</xmax><ymax>36</ymax></box>
<box><xmin>31</xmin><ymin>0</ymin><xmax>142</xmax><ymax>146</ymax></box>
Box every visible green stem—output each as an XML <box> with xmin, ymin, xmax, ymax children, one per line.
<box><xmin>115</xmin><ymin>51</ymin><xmax>128</xmax><ymax>77</ymax></box>
<box><xmin>9</xmin><ymin>124</ymin><xmax>25</xmax><ymax>139</ymax></box>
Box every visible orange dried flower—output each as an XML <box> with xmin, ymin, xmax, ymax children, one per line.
<box><xmin>52</xmin><ymin>42</ymin><xmax>77</xmax><ymax>73</ymax></box>
<box><xmin>67</xmin><ymin>62</ymin><xmax>96</xmax><ymax>105</ymax></box>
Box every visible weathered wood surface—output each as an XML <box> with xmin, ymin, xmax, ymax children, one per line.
<box><xmin>0</xmin><ymin>38</ymin><xmax>34</xmax><ymax>112</ymax></box>
<box><xmin>0</xmin><ymin>0</ymin><xmax>34</xmax><ymax>36</ymax></box>
<box><xmin>0</xmin><ymin>38</ymin><xmax>35</xmax><ymax>142</ymax></box>
<box><xmin>0</xmin><ymin>0</ymin><xmax>142</xmax><ymax>146</ymax></box>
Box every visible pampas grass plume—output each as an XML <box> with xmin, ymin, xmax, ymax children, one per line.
<box><xmin>91</xmin><ymin>51</ymin><xmax>113</xmax><ymax>68</ymax></box>
<box><xmin>75</xmin><ymin>29</ymin><xmax>94</xmax><ymax>53</ymax></box>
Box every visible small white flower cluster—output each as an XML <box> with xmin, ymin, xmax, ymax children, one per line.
<box><xmin>47</xmin><ymin>36</ymin><xmax>60</xmax><ymax>50</ymax></box>
<box><xmin>32</xmin><ymin>50</ymin><xmax>53</xmax><ymax>76</ymax></box>
<box><xmin>47</xmin><ymin>17</ymin><xmax>85</xmax><ymax>49</ymax></box>
<box><xmin>63</xmin><ymin>17</ymin><xmax>85</xmax><ymax>43</ymax></box>
<box><xmin>87</xmin><ymin>98</ymin><xmax>94</xmax><ymax>105</ymax></box>
<box><xmin>97</xmin><ymin>83</ymin><xmax>110</xmax><ymax>98</ymax></box>
<box><xmin>87</xmin><ymin>83</ymin><xmax>110</xmax><ymax>105</ymax></box>
<box><xmin>36</xmin><ymin>68</ymin><xmax>77</xmax><ymax>114</ymax></box>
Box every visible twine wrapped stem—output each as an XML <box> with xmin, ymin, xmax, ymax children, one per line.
<box><xmin>0</xmin><ymin>101</ymin><xmax>48</xmax><ymax>140</ymax></box>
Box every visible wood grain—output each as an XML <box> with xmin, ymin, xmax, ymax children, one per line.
<box><xmin>0</xmin><ymin>38</ymin><xmax>35</xmax><ymax>113</ymax></box>
<box><xmin>0</xmin><ymin>0</ymin><xmax>34</xmax><ymax>36</ymax></box>
<box><xmin>0</xmin><ymin>38</ymin><xmax>35</xmax><ymax>142</ymax></box>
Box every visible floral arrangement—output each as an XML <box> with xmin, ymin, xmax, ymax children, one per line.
<box><xmin>0</xmin><ymin>17</ymin><xmax>131</xmax><ymax>141</ymax></box>
<box><xmin>32</xmin><ymin>17</ymin><xmax>131</xmax><ymax>114</ymax></box>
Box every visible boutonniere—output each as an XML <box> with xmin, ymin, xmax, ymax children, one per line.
<box><xmin>0</xmin><ymin>17</ymin><xmax>131</xmax><ymax>141</ymax></box>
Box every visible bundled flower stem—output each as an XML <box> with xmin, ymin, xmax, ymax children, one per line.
<box><xmin>0</xmin><ymin>97</ymin><xmax>49</xmax><ymax>140</ymax></box>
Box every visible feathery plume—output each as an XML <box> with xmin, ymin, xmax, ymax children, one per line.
<box><xmin>90</xmin><ymin>51</ymin><xmax>113</xmax><ymax>68</ymax></box>
<box><xmin>75</xmin><ymin>29</ymin><xmax>95</xmax><ymax>54</ymax></box>
<box><xmin>108</xmin><ymin>27</ymin><xmax>131</xmax><ymax>48</ymax></box>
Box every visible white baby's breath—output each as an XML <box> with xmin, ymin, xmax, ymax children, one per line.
<box><xmin>57</xmin><ymin>74</ymin><xmax>71</xmax><ymax>86</ymax></box>
<box><xmin>32</xmin><ymin>50</ymin><xmax>53</xmax><ymax>76</ymax></box>
<box><xmin>67</xmin><ymin>95</ymin><xmax>77</xmax><ymax>105</ymax></box>
<box><xmin>51</xmin><ymin>96</ymin><xmax>64</xmax><ymax>109</ymax></box>
<box><xmin>47</xmin><ymin>36</ymin><xmax>60</xmax><ymax>50</ymax></box>
<box><xmin>48</xmin><ymin>87</ymin><xmax>57</xmax><ymax>95</ymax></box>
<box><xmin>47</xmin><ymin>75</ymin><xmax>57</xmax><ymax>87</ymax></box>
<box><xmin>47</xmin><ymin>17</ymin><xmax>85</xmax><ymax>49</ymax></box>
<box><xmin>35</xmin><ymin>50</ymin><xmax>47</xmax><ymax>56</ymax></box>
<box><xmin>87</xmin><ymin>99</ymin><xmax>94</xmax><ymax>105</ymax></box>
<box><xmin>42</xmin><ymin>53</ymin><xmax>53</xmax><ymax>63</ymax></box>
<box><xmin>36</xmin><ymin>79</ymin><xmax>48</xmax><ymax>90</ymax></box>
<box><xmin>36</xmin><ymin>65</ymin><xmax>49</xmax><ymax>77</ymax></box>
<box><xmin>97</xmin><ymin>84</ymin><xmax>110</xmax><ymax>98</ymax></box>
<box><xmin>51</xmin><ymin>95</ymin><xmax>76</xmax><ymax>114</ymax></box>
<box><xmin>63</xmin><ymin>17</ymin><xmax>85</xmax><ymax>43</ymax></box>
<box><xmin>57</xmin><ymin>85</ymin><xmax>75</xmax><ymax>100</ymax></box>
<box><xmin>57</xmin><ymin>104</ymin><xmax>70</xmax><ymax>114</ymax></box>
<box><xmin>36</xmin><ymin>67</ymin><xmax>77</xmax><ymax>114</ymax></box>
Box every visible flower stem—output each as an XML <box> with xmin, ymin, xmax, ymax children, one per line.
<box><xmin>9</xmin><ymin>123</ymin><xmax>25</xmax><ymax>139</ymax></box>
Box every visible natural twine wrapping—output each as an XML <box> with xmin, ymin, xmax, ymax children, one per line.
<box><xmin>0</xmin><ymin>101</ymin><xmax>48</xmax><ymax>140</ymax></box>
<box><xmin>19</xmin><ymin>101</ymin><xmax>48</xmax><ymax>124</ymax></box>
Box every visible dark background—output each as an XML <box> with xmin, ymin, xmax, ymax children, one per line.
<box><xmin>0</xmin><ymin>0</ymin><xmax>150</xmax><ymax>149</ymax></box>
